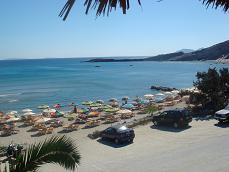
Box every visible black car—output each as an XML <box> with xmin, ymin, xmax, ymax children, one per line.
<box><xmin>100</xmin><ymin>125</ymin><xmax>135</xmax><ymax>144</ymax></box>
<box><xmin>214</xmin><ymin>105</ymin><xmax>229</xmax><ymax>123</ymax></box>
<box><xmin>152</xmin><ymin>109</ymin><xmax>192</xmax><ymax>128</ymax></box>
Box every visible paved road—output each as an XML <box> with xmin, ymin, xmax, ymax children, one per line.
<box><xmin>41</xmin><ymin>119</ymin><xmax>229</xmax><ymax>172</ymax></box>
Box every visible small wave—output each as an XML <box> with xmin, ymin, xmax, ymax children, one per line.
<box><xmin>0</xmin><ymin>93</ymin><xmax>22</xmax><ymax>97</ymax></box>
<box><xmin>8</xmin><ymin>99</ymin><xmax>18</xmax><ymax>103</ymax></box>
<box><xmin>21</xmin><ymin>89</ymin><xmax>60</xmax><ymax>95</ymax></box>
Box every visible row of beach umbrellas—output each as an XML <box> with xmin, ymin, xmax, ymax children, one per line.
<box><xmin>2</xmin><ymin>91</ymin><xmax>180</xmax><ymax>117</ymax></box>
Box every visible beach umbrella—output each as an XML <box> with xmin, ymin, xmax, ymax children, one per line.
<box><xmin>37</xmin><ymin>105</ymin><xmax>49</xmax><ymax>109</ymax></box>
<box><xmin>171</xmin><ymin>90</ymin><xmax>180</xmax><ymax>94</ymax></box>
<box><xmin>91</xmin><ymin>107</ymin><xmax>99</xmax><ymax>111</ymax></box>
<box><xmin>68</xmin><ymin>102</ymin><xmax>76</xmax><ymax>106</ymax></box>
<box><xmin>22</xmin><ymin>109</ymin><xmax>33</xmax><ymax>113</ymax></box>
<box><xmin>23</xmin><ymin>112</ymin><xmax>36</xmax><ymax>116</ymax></box>
<box><xmin>96</xmin><ymin>100</ymin><xmax>104</xmax><ymax>104</ymax></box>
<box><xmin>131</xmin><ymin>101</ymin><xmax>138</xmax><ymax>106</ymax></box>
<box><xmin>53</xmin><ymin>104</ymin><xmax>61</xmax><ymax>108</ymax></box>
<box><xmin>164</xmin><ymin>91</ymin><xmax>173</xmax><ymax>95</ymax></box>
<box><xmin>77</xmin><ymin>108</ymin><xmax>89</xmax><ymax>113</ymax></box>
<box><xmin>140</xmin><ymin>100</ymin><xmax>150</xmax><ymax>104</ymax></box>
<box><xmin>102</xmin><ymin>104</ymin><xmax>112</xmax><ymax>109</ymax></box>
<box><xmin>104</xmin><ymin>108</ymin><xmax>119</xmax><ymax>113</ymax></box>
<box><xmin>122</xmin><ymin>103</ymin><xmax>134</xmax><ymax>109</ymax></box>
<box><xmin>43</xmin><ymin>109</ymin><xmax>56</xmax><ymax>113</ymax></box>
<box><xmin>82</xmin><ymin>101</ymin><xmax>93</xmax><ymax>106</ymax></box>
<box><xmin>109</xmin><ymin>98</ymin><xmax>118</xmax><ymax>102</ymax></box>
<box><xmin>56</xmin><ymin>111</ymin><xmax>64</xmax><ymax>117</ymax></box>
<box><xmin>8</xmin><ymin>111</ymin><xmax>18</xmax><ymax>115</ymax></box>
<box><xmin>194</xmin><ymin>90</ymin><xmax>200</xmax><ymax>93</ymax></box>
<box><xmin>133</xmin><ymin>96</ymin><xmax>142</xmax><ymax>102</ymax></box>
<box><xmin>122</xmin><ymin>96</ymin><xmax>129</xmax><ymax>101</ymax></box>
<box><xmin>109</xmin><ymin>101</ymin><xmax>119</xmax><ymax>106</ymax></box>
<box><xmin>69</xmin><ymin>113</ymin><xmax>78</xmax><ymax>116</ymax></box>
<box><xmin>0</xmin><ymin>111</ymin><xmax>4</xmax><ymax>117</ymax></box>
<box><xmin>156</xmin><ymin>93</ymin><xmax>165</xmax><ymax>96</ymax></box>
<box><xmin>6</xmin><ymin>117</ymin><xmax>20</xmax><ymax>123</ymax></box>
<box><xmin>35</xmin><ymin>117</ymin><xmax>52</xmax><ymax>124</ymax></box>
<box><xmin>144</xmin><ymin>94</ymin><xmax>154</xmax><ymax>100</ymax></box>
<box><xmin>116</xmin><ymin>109</ymin><xmax>132</xmax><ymax>115</ymax></box>
<box><xmin>90</xmin><ymin>103</ymin><xmax>101</xmax><ymax>107</ymax></box>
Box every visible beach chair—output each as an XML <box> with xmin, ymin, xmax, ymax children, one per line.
<box><xmin>31</xmin><ymin>124</ymin><xmax>43</xmax><ymax>131</ymax></box>
<box><xmin>38</xmin><ymin>128</ymin><xmax>47</xmax><ymax>135</ymax></box>
<box><xmin>24</xmin><ymin>120</ymin><xmax>33</xmax><ymax>126</ymax></box>
<box><xmin>63</xmin><ymin>124</ymin><xmax>79</xmax><ymax>132</ymax></box>
<box><xmin>50</xmin><ymin>121</ymin><xmax>63</xmax><ymax>128</ymax></box>
<box><xmin>85</xmin><ymin>120</ymin><xmax>101</xmax><ymax>128</ymax></box>
<box><xmin>46</xmin><ymin>127</ymin><xmax>54</xmax><ymax>134</ymax></box>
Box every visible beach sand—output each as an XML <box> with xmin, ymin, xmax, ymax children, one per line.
<box><xmin>1</xmin><ymin>102</ymin><xmax>229</xmax><ymax>172</ymax></box>
<box><xmin>39</xmin><ymin>119</ymin><xmax>229</xmax><ymax>172</ymax></box>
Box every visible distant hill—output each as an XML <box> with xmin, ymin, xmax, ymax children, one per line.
<box><xmin>176</xmin><ymin>49</ymin><xmax>195</xmax><ymax>53</ymax></box>
<box><xmin>87</xmin><ymin>40</ymin><xmax>229</xmax><ymax>62</ymax></box>
<box><xmin>144</xmin><ymin>52</ymin><xmax>185</xmax><ymax>61</ymax></box>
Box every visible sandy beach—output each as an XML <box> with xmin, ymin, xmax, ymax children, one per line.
<box><xmin>1</xmin><ymin>102</ymin><xmax>229</xmax><ymax>172</ymax></box>
<box><xmin>38</xmin><ymin>119</ymin><xmax>229</xmax><ymax>172</ymax></box>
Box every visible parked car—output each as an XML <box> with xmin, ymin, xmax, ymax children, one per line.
<box><xmin>100</xmin><ymin>125</ymin><xmax>135</xmax><ymax>144</ymax></box>
<box><xmin>214</xmin><ymin>105</ymin><xmax>229</xmax><ymax>123</ymax></box>
<box><xmin>152</xmin><ymin>109</ymin><xmax>192</xmax><ymax>128</ymax></box>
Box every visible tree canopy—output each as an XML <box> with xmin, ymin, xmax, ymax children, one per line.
<box><xmin>193</xmin><ymin>67</ymin><xmax>229</xmax><ymax>112</ymax></box>
<box><xmin>59</xmin><ymin>0</ymin><xmax>229</xmax><ymax>20</ymax></box>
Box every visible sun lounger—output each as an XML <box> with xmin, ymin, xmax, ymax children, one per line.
<box><xmin>31</xmin><ymin>124</ymin><xmax>45</xmax><ymax>130</ymax></box>
<box><xmin>63</xmin><ymin>124</ymin><xmax>79</xmax><ymax>132</ymax></box>
<box><xmin>46</xmin><ymin>127</ymin><xmax>54</xmax><ymax>134</ymax></box>
<box><xmin>37</xmin><ymin>126</ymin><xmax>54</xmax><ymax>135</ymax></box>
<box><xmin>85</xmin><ymin>120</ymin><xmax>101</xmax><ymax>128</ymax></box>
<box><xmin>38</xmin><ymin>128</ymin><xmax>46</xmax><ymax>135</ymax></box>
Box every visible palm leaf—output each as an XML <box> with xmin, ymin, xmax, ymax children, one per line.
<box><xmin>12</xmin><ymin>135</ymin><xmax>80</xmax><ymax>172</ymax></box>
<box><xmin>145</xmin><ymin>105</ymin><xmax>158</xmax><ymax>115</ymax></box>
<box><xmin>59</xmin><ymin>0</ymin><xmax>229</xmax><ymax>20</ymax></box>
<box><xmin>202</xmin><ymin>0</ymin><xmax>229</xmax><ymax>12</ymax></box>
<box><xmin>0</xmin><ymin>146</ymin><xmax>7</xmax><ymax>155</ymax></box>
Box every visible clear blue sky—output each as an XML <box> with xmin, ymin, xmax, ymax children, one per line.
<box><xmin>0</xmin><ymin>0</ymin><xmax>229</xmax><ymax>59</ymax></box>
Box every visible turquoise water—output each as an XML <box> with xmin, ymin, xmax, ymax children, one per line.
<box><xmin>0</xmin><ymin>58</ymin><xmax>228</xmax><ymax>112</ymax></box>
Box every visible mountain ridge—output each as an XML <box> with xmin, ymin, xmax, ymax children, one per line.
<box><xmin>87</xmin><ymin>40</ymin><xmax>229</xmax><ymax>62</ymax></box>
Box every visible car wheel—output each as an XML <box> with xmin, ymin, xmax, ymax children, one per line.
<box><xmin>114</xmin><ymin>138</ymin><xmax>119</xmax><ymax>144</ymax></box>
<box><xmin>173</xmin><ymin>122</ymin><xmax>179</xmax><ymax>128</ymax></box>
<box><xmin>219</xmin><ymin>120</ymin><xmax>224</xmax><ymax>124</ymax></box>
<box><xmin>153</xmin><ymin>121</ymin><xmax>158</xmax><ymax>126</ymax></box>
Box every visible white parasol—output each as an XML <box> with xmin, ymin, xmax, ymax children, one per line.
<box><xmin>22</xmin><ymin>109</ymin><xmax>33</xmax><ymax>113</ymax></box>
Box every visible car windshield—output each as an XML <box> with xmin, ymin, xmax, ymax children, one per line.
<box><xmin>224</xmin><ymin>105</ymin><xmax>229</xmax><ymax>110</ymax></box>
<box><xmin>117</xmin><ymin>126</ymin><xmax>128</xmax><ymax>131</ymax></box>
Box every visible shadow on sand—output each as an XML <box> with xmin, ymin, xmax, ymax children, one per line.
<box><xmin>57</xmin><ymin>130</ymin><xmax>73</xmax><ymax>134</ymax></box>
<box><xmin>214</xmin><ymin>121</ymin><xmax>229</xmax><ymax>128</ymax></box>
<box><xmin>30</xmin><ymin>132</ymin><xmax>44</xmax><ymax>137</ymax></box>
<box><xmin>97</xmin><ymin>138</ymin><xmax>133</xmax><ymax>148</ymax></box>
<box><xmin>150</xmin><ymin>125</ymin><xmax>192</xmax><ymax>132</ymax></box>
<box><xmin>18</xmin><ymin>123</ymin><xmax>30</xmax><ymax>128</ymax></box>
<box><xmin>194</xmin><ymin>115</ymin><xmax>213</xmax><ymax>121</ymax></box>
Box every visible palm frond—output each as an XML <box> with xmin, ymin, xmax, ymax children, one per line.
<box><xmin>0</xmin><ymin>146</ymin><xmax>7</xmax><ymax>155</ymax></box>
<box><xmin>145</xmin><ymin>105</ymin><xmax>158</xmax><ymax>115</ymax></box>
<box><xmin>12</xmin><ymin>135</ymin><xmax>80</xmax><ymax>172</ymax></box>
<box><xmin>59</xmin><ymin>0</ymin><xmax>229</xmax><ymax>21</ymax></box>
<box><xmin>201</xmin><ymin>0</ymin><xmax>229</xmax><ymax>12</ymax></box>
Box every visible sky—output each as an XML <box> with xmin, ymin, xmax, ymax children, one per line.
<box><xmin>0</xmin><ymin>0</ymin><xmax>229</xmax><ymax>59</ymax></box>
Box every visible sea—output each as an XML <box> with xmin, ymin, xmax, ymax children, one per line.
<box><xmin>0</xmin><ymin>58</ymin><xmax>228</xmax><ymax>112</ymax></box>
